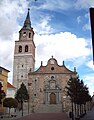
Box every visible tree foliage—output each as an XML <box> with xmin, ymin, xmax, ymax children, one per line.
<box><xmin>3</xmin><ymin>97</ymin><xmax>18</xmax><ymax>115</ymax></box>
<box><xmin>3</xmin><ymin>97</ymin><xmax>18</xmax><ymax>108</ymax></box>
<box><xmin>15</xmin><ymin>83</ymin><xmax>29</xmax><ymax>116</ymax></box>
<box><xmin>15</xmin><ymin>83</ymin><xmax>29</xmax><ymax>102</ymax></box>
<box><xmin>66</xmin><ymin>76</ymin><xmax>91</xmax><ymax>104</ymax></box>
<box><xmin>66</xmin><ymin>76</ymin><xmax>92</xmax><ymax>118</ymax></box>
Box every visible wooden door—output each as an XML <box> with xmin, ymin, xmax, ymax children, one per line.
<box><xmin>50</xmin><ymin>93</ymin><xmax>56</xmax><ymax>104</ymax></box>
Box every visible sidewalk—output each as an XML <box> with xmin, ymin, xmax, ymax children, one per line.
<box><xmin>0</xmin><ymin>110</ymin><xmax>31</xmax><ymax>120</ymax></box>
<box><xmin>17</xmin><ymin>113</ymin><xmax>70</xmax><ymax>120</ymax></box>
<box><xmin>81</xmin><ymin>107</ymin><xmax>94</xmax><ymax>120</ymax></box>
<box><xmin>0</xmin><ymin>111</ymin><xmax>70</xmax><ymax>120</ymax></box>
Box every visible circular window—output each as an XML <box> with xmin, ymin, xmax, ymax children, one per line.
<box><xmin>51</xmin><ymin>67</ymin><xmax>54</xmax><ymax>71</ymax></box>
<box><xmin>51</xmin><ymin>76</ymin><xmax>54</xmax><ymax>80</ymax></box>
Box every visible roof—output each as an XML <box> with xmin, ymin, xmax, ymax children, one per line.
<box><xmin>7</xmin><ymin>82</ymin><xmax>16</xmax><ymax>89</ymax></box>
<box><xmin>29</xmin><ymin>57</ymin><xmax>77</xmax><ymax>75</ymax></box>
<box><xmin>22</xmin><ymin>8</ymin><xmax>32</xmax><ymax>30</ymax></box>
<box><xmin>0</xmin><ymin>66</ymin><xmax>10</xmax><ymax>72</ymax></box>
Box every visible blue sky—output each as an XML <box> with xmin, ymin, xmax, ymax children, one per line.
<box><xmin>0</xmin><ymin>0</ymin><xmax>94</xmax><ymax>95</ymax></box>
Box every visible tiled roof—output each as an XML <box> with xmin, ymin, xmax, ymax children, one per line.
<box><xmin>7</xmin><ymin>82</ymin><xmax>16</xmax><ymax>89</ymax></box>
<box><xmin>0</xmin><ymin>66</ymin><xmax>10</xmax><ymax>72</ymax></box>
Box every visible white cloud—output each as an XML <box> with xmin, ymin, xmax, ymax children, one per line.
<box><xmin>0</xmin><ymin>0</ymin><xmax>28</xmax><ymax>40</ymax></box>
<box><xmin>82</xmin><ymin>13</ymin><xmax>90</xmax><ymax>31</ymax></box>
<box><xmin>34</xmin><ymin>15</ymin><xmax>53</xmax><ymax>34</ymax></box>
<box><xmin>83</xmin><ymin>13</ymin><xmax>91</xmax><ymax>31</ymax></box>
<box><xmin>83</xmin><ymin>23</ymin><xmax>91</xmax><ymax>31</ymax></box>
<box><xmin>77</xmin><ymin>16</ymin><xmax>81</xmax><ymax>24</ymax></box>
<box><xmin>84</xmin><ymin>13</ymin><xmax>89</xmax><ymax>19</ymax></box>
<box><xmin>32</xmin><ymin>0</ymin><xmax>73</xmax><ymax>11</ymax></box>
<box><xmin>0</xmin><ymin>40</ymin><xmax>14</xmax><ymax>69</ymax></box>
<box><xmin>87</xmin><ymin>60</ymin><xmax>94</xmax><ymax>70</ymax></box>
<box><xmin>32</xmin><ymin>0</ymin><xmax>94</xmax><ymax>12</ymax></box>
<box><xmin>75</xmin><ymin>0</ymin><xmax>94</xmax><ymax>9</ymax></box>
<box><xmin>76</xmin><ymin>14</ymin><xmax>90</xmax><ymax>31</ymax></box>
<box><xmin>34</xmin><ymin>32</ymin><xmax>91</xmax><ymax>67</ymax></box>
<box><xmin>83</xmin><ymin>74</ymin><xmax>94</xmax><ymax>95</ymax></box>
<box><xmin>0</xmin><ymin>32</ymin><xmax>19</xmax><ymax>74</ymax></box>
<box><xmin>0</xmin><ymin>0</ymin><xmax>29</xmax><ymax>83</ymax></box>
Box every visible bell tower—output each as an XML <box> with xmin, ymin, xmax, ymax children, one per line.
<box><xmin>13</xmin><ymin>9</ymin><xmax>35</xmax><ymax>89</ymax></box>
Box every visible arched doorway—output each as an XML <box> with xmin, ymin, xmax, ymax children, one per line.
<box><xmin>50</xmin><ymin>93</ymin><xmax>56</xmax><ymax>104</ymax></box>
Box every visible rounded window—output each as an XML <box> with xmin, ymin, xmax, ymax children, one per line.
<box><xmin>51</xmin><ymin>76</ymin><xmax>54</xmax><ymax>80</ymax></box>
<box><xmin>51</xmin><ymin>67</ymin><xmax>54</xmax><ymax>71</ymax></box>
<box><xmin>19</xmin><ymin>46</ymin><xmax>22</xmax><ymax>52</ymax></box>
<box><xmin>25</xmin><ymin>45</ymin><xmax>28</xmax><ymax>52</ymax></box>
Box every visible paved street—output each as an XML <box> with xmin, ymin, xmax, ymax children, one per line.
<box><xmin>1</xmin><ymin>107</ymin><xmax>94</xmax><ymax>120</ymax></box>
<box><xmin>0</xmin><ymin>111</ymin><xmax>70</xmax><ymax>120</ymax></box>
<box><xmin>81</xmin><ymin>107</ymin><xmax>94</xmax><ymax>120</ymax></box>
<box><xmin>17</xmin><ymin>113</ymin><xmax>70</xmax><ymax>120</ymax></box>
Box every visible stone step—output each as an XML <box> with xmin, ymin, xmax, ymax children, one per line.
<box><xmin>35</xmin><ymin>104</ymin><xmax>63</xmax><ymax>113</ymax></box>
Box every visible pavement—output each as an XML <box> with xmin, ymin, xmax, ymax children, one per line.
<box><xmin>17</xmin><ymin>113</ymin><xmax>71</xmax><ymax>120</ymax></box>
<box><xmin>0</xmin><ymin>110</ymin><xmax>30</xmax><ymax>120</ymax></box>
<box><xmin>80</xmin><ymin>107</ymin><xmax>94</xmax><ymax>120</ymax></box>
<box><xmin>0</xmin><ymin>111</ymin><xmax>71</xmax><ymax>120</ymax></box>
<box><xmin>1</xmin><ymin>107</ymin><xmax>94</xmax><ymax>120</ymax></box>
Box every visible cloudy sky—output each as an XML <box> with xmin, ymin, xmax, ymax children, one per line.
<box><xmin>0</xmin><ymin>0</ymin><xmax>94</xmax><ymax>95</ymax></box>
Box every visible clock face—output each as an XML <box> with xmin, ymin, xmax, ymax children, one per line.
<box><xmin>23</xmin><ymin>32</ymin><xmax>26</xmax><ymax>37</ymax></box>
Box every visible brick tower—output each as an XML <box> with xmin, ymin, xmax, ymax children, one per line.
<box><xmin>13</xmin><ymin>9</ymin><xmax>35</xmax><ymax>89</ymax></box>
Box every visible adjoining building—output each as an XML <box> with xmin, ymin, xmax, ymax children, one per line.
<box><xmin>0</xmin><ymin>66</ymin><xmax>10</xmax><ymax>113</ymax></box>
<box><xmin>7</xmin><ymin>82</ymin><xmax>16</xmax><ymax>98</ymax></box>
<box><xmin>13</xmin><ymin>9</ymin><xmax>77</xmax><ymax>113</ymax></box>
<box><xmin>0</xmin><ymin>66</ymin><xmax>10</xmax><ymax>94</ymax></box>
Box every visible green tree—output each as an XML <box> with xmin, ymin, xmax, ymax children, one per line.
<box><xmin>3</xmin><ymin>97</ymin><xmax>18</xmax><ymax>116</ymax></box>
<box><xmin>66</xmin><ymin>77</ymin><xmax>91</xmax><ymax>119</ymax></box>
<box><xmin>79</xmin><ymin>83</ymin><xmax>92</xmax><ymax>113</ymax></box>
<box><xmin>15</xmin><ymin>83</ymin><xmax>29</xmax><ymax>116</ymax></box>
<box><xmin>0</xmin><ymin>82</ymin><xmax>6</xmax><ymax>104</ymax></box>
<box><xmin>66</xmin><ymin>76</ymin><xmax>79</xmax><ymax>120</ymax></box>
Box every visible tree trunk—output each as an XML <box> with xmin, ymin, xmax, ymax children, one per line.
<box><xmin>79</xmin><ymin>104</ymin><xmax>81</xmax><ymax>116</ymax></box>
<box><xmin>82</xmin><ymin>104</ymin><xmax>84</xmax><ymax>114</ymax></box>
<box><xmin>21</xmin><ymin>100</ymin><xmax>23</xmax><ymax>116</ymax></box>
<box><xmin>74</xmin><ymin>103</ymin><xmax>77</xmax><ymax>117</ymax></box>
<box><xmin>77</xmin><ymin>104</ymin><xmax>79</xmax><ymax>117</ymax></box>
<box><xmin>28</xmin><ymin>100</ymin><xmax>29</xmax><ymax>114</ymax></box>
<box><xmin>9</xmin><ymin>108</ymin><xmax>11</xmax><ymax>116</ymax></box>
<box><xmin>71</xmin><ymin>101</ymin><xmax>74</xmax><ymax>120</ymax></box>
<box><xmin>84</xmin><ymin>103</ymin><xmax>86</xmax><ymax>114</ymax></box>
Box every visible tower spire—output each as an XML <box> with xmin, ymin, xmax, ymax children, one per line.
<box><xmin>23</xmin><ymin>8</ymin><xmax>32</xmax><ymax>30</ymax></box>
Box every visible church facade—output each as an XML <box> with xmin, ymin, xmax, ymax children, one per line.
<box><xmin>13</xmin><ymin>10</ymin><xmax>77</xmax><ymax>113</ymax></box>
<box><xmin>28</xmin><ymin>57</ymin><xmax>77</xmax><ymax>113</ymax></box>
